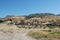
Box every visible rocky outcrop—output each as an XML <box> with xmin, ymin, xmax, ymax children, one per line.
<box><xmin>0</xmin><ymin>15</ymin><xmax>60</xmax><ymax>28</ymax></box>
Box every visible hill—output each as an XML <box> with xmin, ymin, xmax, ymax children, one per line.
<box><xmin>0</xmin><ymin>13</ymin><xmax>60</xmax><ymax>28</ymax></box>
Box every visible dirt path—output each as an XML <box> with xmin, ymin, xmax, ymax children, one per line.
<box><xmin>0</xmin><ymin>29</ymin><xmax>36</xmax><ymax>40</ymax></box>
<box><xmin>12</xmin><ymin>29</ymin><xmax>36</xmax><ymax>40</ymax></box>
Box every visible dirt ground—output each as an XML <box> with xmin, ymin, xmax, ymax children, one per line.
<box><xmin>0</xmin><ymin>29</ymin><xmax>36</xmax><ymax>40</ymax></box>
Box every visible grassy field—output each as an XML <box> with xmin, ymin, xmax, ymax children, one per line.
<box><xmin>28</xmin><ymin>28</ymin><xmax>60</xmax><ymax>39</ymax></box>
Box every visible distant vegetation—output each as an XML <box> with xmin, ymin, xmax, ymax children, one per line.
<box><xmin>25</xmin><ymin>13</ymin><xmax>56</xmax><ymax>19</ymax></box>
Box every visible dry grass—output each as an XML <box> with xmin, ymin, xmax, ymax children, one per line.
<box><xmin>0</xmin><ymin>24</ymin><xmax>19</xmax><ymax>33</ymax></box>
<box><xmin>0</xmin><ymin>24</ymin><xmax>29</xmax><ymax>33</ymax></box>
<box><xmin>28</xmin><ymin>28</ymin><xmax>60</xmax><ymax>39</ymax></box>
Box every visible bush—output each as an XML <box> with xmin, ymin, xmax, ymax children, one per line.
<box><xmin>0</xmin><ymin>20</ymin><xmax>4</xmax><ymax>23</ymax></box>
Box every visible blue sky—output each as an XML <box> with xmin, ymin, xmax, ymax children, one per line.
<box><xmin>0</xmin><ymin>0</ymin><xmax>60</xmax><ymax>17</ymax></box>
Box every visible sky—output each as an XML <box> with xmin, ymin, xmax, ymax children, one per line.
<box><xmin>0</xmin><ymin>0</ymin><xmax>60</xmax><ymax>18</ymax></box>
